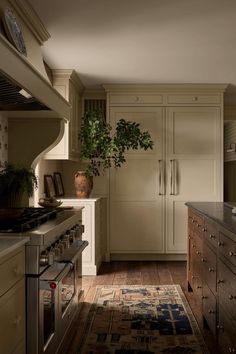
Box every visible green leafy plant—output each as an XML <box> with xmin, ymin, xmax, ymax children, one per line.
<box><xmin>79</xmin><ymin>110</ymin><xmax>154</xmax><ymax>177</ymax></box>
<box><xmin>0</xmin><ymin>163</ymin><xmax>38</xmax><ymax>207</ymax></box>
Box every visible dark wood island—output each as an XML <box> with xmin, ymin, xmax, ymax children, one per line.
<box><xmin>186</xmin><ymin>202</ymin><xmax>236</xmax><ymax>353</ymax></box>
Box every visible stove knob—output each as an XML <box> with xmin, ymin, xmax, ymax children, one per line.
<box><xmin>54</xmin><ymin>245</ymin><xmax>61</xmax><ymax>260</ymax></box>
<box><xmin>48</xmin><ymin>248</ymin><xmax>55</xmax><ymax>265</ymax></box>
<box><xmin>61</xmin><ymin>235</ymin><xmax>70</xmax><ymax>248</ymax></box>
<box><xmin>75</xmin><ymin>224</ymin><xmax>83</xmax><ymax>239</ymax></box>
<box><xmin>69</xmin><ymin>229</ymin><xmax>76</xmax><ymax>243</ymax></box>
<box><xmin>58</xmin><ymin>241</ymin><xmax>65</xmax><ymax>252</ymax></box>
<box><xmin>40</xmin><ymin>251</ymin><xmax>49</xmax><ymax>266</ymax></box>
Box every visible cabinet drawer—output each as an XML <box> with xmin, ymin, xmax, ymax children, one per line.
<box><xmin>202</xmin><ymin>284</ymin><xmax>216</xmax><ymax>335</ymax></box>
<box><xmin>192</xmin><ymin>275</ymin><xmax>203</xmax><ymax>304</ymax></box>
<box><xmin>204</xmin><ymin>219</ymin><xmax>219</xmax><ymax>249</ymax></box>
<box><xmin>218</xmin><ymin>260</ymin><xmax>236</xmax><ymax>319</ymax></box>
<box><xmin>0</xmin><ymin>249</ymin><xmax>25</xmax><ymax>296</ymax></box>
<box><xmin>218</xmin><ymin>306</ymin><xmax>236</xmax><ymax>353</ymax></box>
<box><xmin>0</xmin><ymin>279</ymin><xmax>25</xmax><ymax>354</ymax></box>
<box><xmin>203</xmin><ymin>243</ymin><xmax>217</xmax><ymax>295</ymax></box>
<box><xmin>109</xmin><ymin>94</ymin><xmax>163</xmax><ymax>105</ymax></box>
<box><xmin>219</xmin><ymin>231</ymin><xmax>236</xmax><ymax>266</ymax></box>
<box><xmin>167</xmin><ymin>94</ymin><xmax>221</xmax><ymax>104</ymax></box>
<box><xmin>192</xmin><ymin>212</ymin><xmax>204</xmax><ymax>236</ymax></box>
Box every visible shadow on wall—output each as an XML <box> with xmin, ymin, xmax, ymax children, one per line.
<box><xmin>224</xmin><ymin>161</ymin><xmax>236</xmax><ymax>201</ymax></box>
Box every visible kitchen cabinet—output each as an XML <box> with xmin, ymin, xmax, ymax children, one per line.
<box><xmin>0</xmin><ymin>246</ymin><xmax>26</xmax><ymax>354</ymax></box>
<box><xmin>44</xmin><ymin>69</ymin><xmax>84</xmax><ymax>160</ymax></box>
<box><xmin>187</xmin><ymin>203</ymin><xmax>236</xmax><ymax>353</ymax></box>
<box><xmin>61</xmin><ymin>197</ymin><xmax>107</xmax><ymax>275</ymax></box>
<box><xmin>105</xmin><ymin>85</ymin><xmax>225</xmax><ymax>258</ymax></box>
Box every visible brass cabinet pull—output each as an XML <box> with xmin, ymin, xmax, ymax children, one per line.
<box><xmin>217</xmin><ymin>324</ymin><xmax>224</xmax><ymax>330</ymax></box>
<box><xmin>209</xmin><ymin>234</ymin><xmax>215</xmax><ymax>239</ymax></box>
<box><xmin>228</xmin><ymin>294</ymin><xmax>236</xmax><ymax>300</ymax></box>
<box><xmin>170</xmin><ymin>159</ymin><xmax>177</xmax><ymax>195</ymax></box>
<box><xmin>208</xmin><ymin>309</ymin><xmax>215</xmax><ymax>314</ymax></box>
<box><xmin>218</xmin><ymin>279</ymin><xmax>224</xmax><ymax>284</ymax></box>
<box><xmin>208</xmin><ymin>267</ymin><xmax>214</xmax><ymax>272</ymax></box>
<box><xmin>158</xmin><ymin>160</ymin><xmax>165</xmax><ymax>195</ymax></box>
<box><xmin>229</xmin><ymin>251</ymin><xmax>236</xmax><ymax>257</ymax></box>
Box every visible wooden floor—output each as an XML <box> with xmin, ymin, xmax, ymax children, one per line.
<box><xmin>66</xmin><ymin>261</ymin><xmax>218</xmax><ymax>354</ymax></box>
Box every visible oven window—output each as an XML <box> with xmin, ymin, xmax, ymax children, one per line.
<box><xmin>61</xmin><ymin>265</ymin><xmax>76</xmax><ymax>315</ymax></box>
<box><xmin>42</xmin><ymin>289</ymin><xmax>55</xmax><ymax>347</ymax></box>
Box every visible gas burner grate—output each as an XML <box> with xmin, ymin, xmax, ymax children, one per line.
<box><xmin>0</xmin><ymin>207</ymin><xmax>60</xmax><ymax>233</ymax></box>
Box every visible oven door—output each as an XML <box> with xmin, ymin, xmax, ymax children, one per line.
<box><xmin>39</xmin><ymin>262</ymin><xmax>72</xmax><ymax>354</ymax></box>
<box><xmin>58</xmin><ymin>240</ymin><xmax>88</xmax><ymax>343</ymax></box>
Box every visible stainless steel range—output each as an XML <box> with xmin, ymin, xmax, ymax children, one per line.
<box><xmin>0</xmin><ymin>207</ymin><xmax>88</xmax><ymax>354</ymax></box>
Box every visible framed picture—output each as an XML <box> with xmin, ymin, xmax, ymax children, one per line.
<box><xmin>54</xmin><ymin>172</ymin><xmax>64</xmax><ymax>197</ymax></box>
<box><xmin>44</xmin><ymin>175</ymin><xmax>56</xmax><ymax>198</ymax></box>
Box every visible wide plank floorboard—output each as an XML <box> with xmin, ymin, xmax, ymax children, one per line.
<box><xmin>66</xmin><ymin>261</ymin><xmax>217</xmax><ymax>354</ymax></box>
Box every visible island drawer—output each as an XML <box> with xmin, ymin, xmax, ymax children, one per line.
<box><xmin>204</xmin><ymin>219</ymin><xmax>219</xmax><ymax>249</ymax></box>
<box><xmin>219</xmin><ymin>231</ymin><xmax>236</xmax><ymax>267</ymax></box>
<box><xmin>218</xmin><ymin>260</ymin><xmax>236</xmax><ymax>319</ymax></box>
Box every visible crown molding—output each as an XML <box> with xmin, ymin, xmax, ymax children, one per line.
<box><xmin>52</xmin><ymin>69</ymin><xmax>85</xmax><ymax>93</ymax></box>
<box><xmin>8</xmin><ymin>0</ymin><xmax>50</xmax><ymax>45</ymax></box>
<box><xmin>103</xmin><ymin>84</ymin><xmax>228</xmax><ymax>93</ymax></box>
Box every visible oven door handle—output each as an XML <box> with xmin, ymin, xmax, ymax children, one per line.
<box><xmin>58</xmin><ymin>240</ymin><xmax>89</xmax><ymax>264</ymax></box>
<box><xmin>39</xmin><ymin>262</ymin><xmax>71</xmax><ymax>284</ymax></box>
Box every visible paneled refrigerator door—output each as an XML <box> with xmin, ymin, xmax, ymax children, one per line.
<box><xmin>165</xmin><ymin>107</ymin><xmax>222</xmax><ymax>253</ymax></box>
<box><xmin>109</xmin><ymin>106</ymin><xmax>165</xmax><ymax>254</ymax></box>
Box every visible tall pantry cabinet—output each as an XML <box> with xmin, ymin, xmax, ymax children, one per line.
<box><xmin>104</xmin><ymin>85</ymin><xmax>227</xmax><ymax>260</ymax></box>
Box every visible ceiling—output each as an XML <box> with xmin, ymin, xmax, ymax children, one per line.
<box><xmin>29</xmin><ymin>0</ymin><xmax>236</xmax><ymax>103</ymax></box>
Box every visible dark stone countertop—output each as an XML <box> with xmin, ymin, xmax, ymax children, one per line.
<box><xmin>185</xmin><ymin>202</ymin><xmax>236</xmax><ymax>235</ymax></box>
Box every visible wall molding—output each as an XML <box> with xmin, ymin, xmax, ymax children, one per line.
<box><xmin>9</xmin><ymin>0</ymin><xmax>50</xmax><ymax>44</ymax></box>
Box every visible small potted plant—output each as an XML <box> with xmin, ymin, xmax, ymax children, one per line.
<box><xmin>0</xmin><ymin>163</ymin><xmax>38</xmax><ymax>209</ymax></box>
<box><xmin>75</xmin><ymin>110</ymin><xmax>154</xmax><ymax>198</ymax></box>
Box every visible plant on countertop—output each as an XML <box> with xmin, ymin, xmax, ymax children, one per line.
<box><xmin>0</xmin><ymin>163</ymin><xmax>38</xmax><ymax>207</ymax></box>
<box><xmin>79</xmin><ymin>110</ymin><xmax>154</xmax><ymax>177</ymax></box>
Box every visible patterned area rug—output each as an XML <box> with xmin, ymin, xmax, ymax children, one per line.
<box><xmin>78</xmin><ymin>285</ymin><xmax>209</xmax><ymax>354</ymax></box>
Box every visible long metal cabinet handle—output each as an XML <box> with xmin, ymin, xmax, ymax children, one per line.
<box><xmin>170</xmin><ymin>159</ymin><xmax>176</xmax><ymax>195</ymax></box>
<box><xmin>158</xmin><ymin>160</ymin><xmax>165</xmax><ymax>195</ymax></box>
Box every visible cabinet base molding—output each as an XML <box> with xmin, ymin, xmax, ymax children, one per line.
<box><xmin>110</xmin><ymin>253</ymin><xmax>186</xmax><ymax>261</ymax></box>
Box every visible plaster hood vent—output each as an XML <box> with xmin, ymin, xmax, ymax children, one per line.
<box><xmin>0</xmin><ymin>72</ymin><xmax>49</xmax><ymax>111</ymax></box>
<box><xmin>0</xmin><ymin>0</ymin><xmax>70</xmax><ymax>120</ymax></box>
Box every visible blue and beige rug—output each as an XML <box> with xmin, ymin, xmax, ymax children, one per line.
<box><xmin>78</xmin><ymin>285</ymin><xmax>209</xmax><ymax>353</ymax></box>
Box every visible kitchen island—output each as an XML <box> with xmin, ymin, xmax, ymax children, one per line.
<box><xmin>186</xmin><ymin>202</ymin><xmax>236</xmax><ymax>353</ymax></box>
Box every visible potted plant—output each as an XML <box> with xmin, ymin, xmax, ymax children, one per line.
<box><xmin>75</xmin><ymin>110</ymin><xmax>154</xmax><ymax>198</ymax></box>
<box><xmin>0</xmin><ymin>163</ymin><xmax>38</xmax><ymax>209</ymax></box>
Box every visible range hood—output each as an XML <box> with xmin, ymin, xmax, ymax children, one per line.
<box><xmin>0</xmin><ymin>33</ymin><xmax>70</xmax><ymax>119</ymax></box>
<box><xmin>0</xmin><ymin>0</ymin><xmax>72</xmax><ymax>169</ymax></box>
<box><xmin>0</xmin><ymin>71</ymin><xmax>49</xmax><ymax>111</ymax></box>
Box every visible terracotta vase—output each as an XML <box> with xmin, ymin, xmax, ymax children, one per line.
<box><xmin>74</xmin><ymin>171</ymin><xmax>93</xmax><ymax>198</ymax></box>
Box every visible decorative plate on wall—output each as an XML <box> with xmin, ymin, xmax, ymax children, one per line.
<box><xmin>2</xmin><ymin>8</ymin><xmax>27</xmax><ymax>56</ymax></box>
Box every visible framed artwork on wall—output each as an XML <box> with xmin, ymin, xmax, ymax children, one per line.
<box><xmin>44</xmin><ymin>174</ymin><xmax>56</xmax><ymax>198</ymax></box>
<box><xmin>54</xmin><ymin>172</ymin><xmax>64</xmax><ymax>197</ymax></box>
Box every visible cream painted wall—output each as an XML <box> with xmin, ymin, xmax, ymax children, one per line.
<box><xmin>36</xmin><ymin>159</ymin><xmax>63</xmax><ymax>200</ymax></box>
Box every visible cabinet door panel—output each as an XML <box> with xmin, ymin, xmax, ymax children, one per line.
<box><xmin>110</xmin><ymin>201</ymin><xmax>164</xmax><ymax>253</ymax></box>
<box><xmin>110</xmin><ymin>107</ymin><xmax>164</xmax><ymax>253</ymax></box>
<box><xmin>166</xmin><ymin>107</ymin><xmax>222</xmax><ymax>253</ymax></box>
<box><xmin>167</xmin><ymin>107</ymin><xmax>220</xmax><ymax>155</ymax></box>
